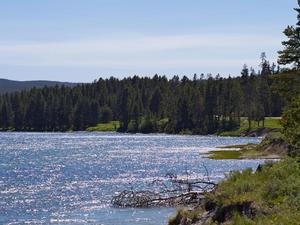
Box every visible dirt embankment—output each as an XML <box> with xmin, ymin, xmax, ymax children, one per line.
<box><xmin>262</xmin><ymin>139</ymin><xmax>291</xmax><ymax>156</ymax></box>
<box><xmin>241</xmin><ymin>128</ymin><xmax>279</xmax><ymax>137</ymax></box>
<box><xmin>169</xmin><ymin>200</ymin><xmax>256</xmax><ymax>225</ymax></box>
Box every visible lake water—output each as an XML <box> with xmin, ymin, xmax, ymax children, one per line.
<box><xmin>0</xmin><ymin>132</ymin><xmax>264</xmax><ymax>225</ymax></box>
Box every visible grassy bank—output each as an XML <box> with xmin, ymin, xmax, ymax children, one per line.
<box><xmin>86</xmin><ymin>121</ymin><xmax>120</xmax><ymax>132</ymax></box>
<box><xmin>169</xmin><ymin>157</ymin><xmax>300</xmax><ymax>225</ymax></box>
<box><xmin>209</xmin><ymin>158</ymin><xmax>300</xmax><ymax>224</ymax></box>
<box><xmin>83</xmin><ymin>117</ymin><xmax>282</xmax><ymax>136</ymax></box>
<box><xmin>168</xmin><ymin>130</ymin><xmax>297</xmax><ymax>225</ymax></box>
<box><xmin>219</xmin><ymin>117</ymin><xmax>282</xmax><ymax>137</ymax></box>
<box><xmin>206</xmin><ymin>132</ymin><xmax>287</xmax><ymax>160</ymax></box>
<box><xmin>207</xmin><ymin>143</ymin><xmax>261</xmax><ymax>159</ymax></box>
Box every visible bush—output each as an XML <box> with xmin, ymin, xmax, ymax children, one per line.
<box><xmin>156</xmin><ymin>118</ymin><xmax>169</xmax><ymax>132</ymax></box>
<box><xmin>86</xmin><ymin>121</ymin><xmax>120</xmax><ymax>132</ymax></box>
<box><xmin>100</xmin><ymin>106</ymin><xmax>113</xmax><ymax>123</ymax></box>
<box><xmin>138</xmin><ymin>117</ymin><xmax>155</xmax><ymax>133</ymax></box>
<box><xmin>281</xmin><ymin>98</ymin><xmax>300</xmax><ymax>150</ymax></box>
<box><xmin>164</xmin><ymin>120</ymin><xmax>176</xmax><ymax>134</ymax></box>
<box><xmin>127</xmin><ymin>120</ymin><xmax>139</xmax><ymax>133</ymax></box>
<box><xmin>168</xmin><ymin>208</ymin><xmax>203</xmax><ymax>225</ymax></box>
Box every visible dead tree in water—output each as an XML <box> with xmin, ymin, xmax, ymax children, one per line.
<box><xmin>111</xmin><ymin>167</ymin><xmax>216</xmax><ymax>208</ymax></box>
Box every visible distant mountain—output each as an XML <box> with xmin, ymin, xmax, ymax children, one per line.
<box><xmin>0</xmin><ymin>78</ymin><xmax>78</xmax><ymax>94</ymax></box>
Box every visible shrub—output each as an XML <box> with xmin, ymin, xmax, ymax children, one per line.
<box><xmin>100</xmin><ymin>106</ymin><xmax>113</xmax><ymax>123</ymax></box>
<box><xmin>127</xmin><ymin>120</ymin><xmax>138</xmax><ymax>133</ymax></box>
<box><xmin>138</xmin><ymin>117</ymin><xmax>155</xmax><ymax>133</ymax></box>
<box><xmin>281</xmin><ymin>98</ymin><xmax>300</xmax><ymax>151</ymax></box>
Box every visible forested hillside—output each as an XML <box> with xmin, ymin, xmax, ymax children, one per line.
<box><xmin>0</xmin><ymin>60</ymin><xmax>284</xmax><ymax>134</ymax></box>
<box><xmin>0</xmin><ymin>78</ymin><xmax>77</xmax><ymax>94</ymax></box>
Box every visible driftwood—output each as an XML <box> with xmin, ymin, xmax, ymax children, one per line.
<box><xmin>112</xmin><ymin>166</ymin><xmax>216</xmax><ymax>208</ymax></box>
<box><xmin>112</xmin><ymin>190</ymin><xmax>206</xmax><ymax>208</ymax></box>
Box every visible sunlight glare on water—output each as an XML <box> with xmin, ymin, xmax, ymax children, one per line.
<box><xmin>0</xmin><ymin>132</ymin><xmax>263</xmax><ymax>225</ymax></box>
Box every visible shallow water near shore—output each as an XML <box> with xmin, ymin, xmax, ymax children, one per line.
<box><xmin>0</xmin><ymin>132</ymin><xmax>264</xmax><ymax>225</ymax></box>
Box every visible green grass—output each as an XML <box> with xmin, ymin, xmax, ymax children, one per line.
<box><xmin>208</xmin><ymin>158</ymin><xmax>300</xmax><ymax>224</ymax></box>
<box><xmin>168</xmin><ymin>208</ymin><xmax>204</xmax><ymax>225</ymax></box>
<box><xmin>219</xmin><ymin>117</ymin><xmax>282</xmax><ymax>137</ymax></box>
<box><xmin>217</xmin><ymin>144</ymin><xmax>254</xmax><ymax>149</ymax></box>
<box><xmin>86</xmin><ymin>121</ymin><xmax>120</xmax><ymax>132</ymax></box>
<box><xmin>207</xmin><ymin>137</ymin><xmax>285</xmax><ymax>160</ymax></box>
<box><xmin>169</xmin><ymin>158</ymin><xmax>300</xmax><ymax>225</ymax></box>
<box><xmin>207</xmin><ymin>150</ymin><xmax>242</xmax><ymax>160</ymax></box>
<box><xmin>157</xmin><ymin>118</ymin><xmax>169</xmax><ymax>127</ymax></box>
<box><xmin>263</xmin><ymin>117</ymin><xmax>282</xmax><ymax>129</ymax></box>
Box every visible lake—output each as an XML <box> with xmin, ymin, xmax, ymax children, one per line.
<box><xmin>0</xmin><ymin>132</ymin><xmax>264</xmax><ymax>225</ymax></box>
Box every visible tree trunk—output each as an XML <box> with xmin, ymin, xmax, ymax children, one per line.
<box><xmin>248</xmin><ymin>118</ymin><xmax>251</xmax><ymax>130</ymax></box>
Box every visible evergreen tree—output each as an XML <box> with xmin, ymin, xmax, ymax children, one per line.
<box><xmin>0</xmin><ymin>103</ymin><xmax>9</xmax><ymax>129</ymax></box>
<box><xmin>89</xmin><ymin>101</ymin><xmax>100</xmax><ymax>126</ymax></box>
<box><xmin>100</xmin><ymin>106</ymin><xmax>113</xmax><ymax>123</ymax></box>
<box><xmin>0</xmin><ymin>72</ymin><xmax>283</xmax><ymax>134</ymax></box>
<box><xmin>278</xmin><ymin>0</ymin><xmax>300</xmax><ymax>69</ymax></box>
<box><xmin>149</xmin><ymin>89</ymin><xmax>162</xmax><ymax>116</ymax></box>
<box><xmin>281</xmin><ymin>98</ymin><xmax>300</xmax><ymax>150</ymax></box>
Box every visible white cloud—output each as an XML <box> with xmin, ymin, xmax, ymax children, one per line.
<box><xmin>0</xmin><ymin>33</ymin><xmax>281</xmax><ymax>68</ymax></box>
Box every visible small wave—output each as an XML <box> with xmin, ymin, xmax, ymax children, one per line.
<box><xmin>50</xmin><ymin>218</ymin><xmax>97</xmax><ymax>224</ymax></box>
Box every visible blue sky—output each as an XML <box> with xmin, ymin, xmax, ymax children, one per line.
<box><xmin>0</xmin><ymin>0</ymin><xmax>297</xmax><ymax>82</ymax></box>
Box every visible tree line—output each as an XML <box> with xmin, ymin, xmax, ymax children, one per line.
<box><xmin>0</xmin><ymin>59</ymin><xmax>284</xmax><ymax>134</ymax></box>
<box><xmin>1</xmin><ymin>2</ymin><xmax>300</xmax><ymax>136</ymax></box>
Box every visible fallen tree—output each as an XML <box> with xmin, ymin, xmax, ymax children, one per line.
<box><xmin>111</xmin><ymin>168</ymin><xmax>216</xmax><ymax>208</ymax></box>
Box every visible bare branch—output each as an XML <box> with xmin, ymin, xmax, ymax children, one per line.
<box><xmin>111</xmin><ymin>165</ymin><xmax>216</xmax><ymax>208</ymax></box>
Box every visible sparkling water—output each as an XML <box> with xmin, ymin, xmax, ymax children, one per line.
<box><xmin>0</xmin><ymin>132</ymin><xmax>263</xmax><ymax>225</ymax></box>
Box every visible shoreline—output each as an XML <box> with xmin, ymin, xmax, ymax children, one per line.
<box><xmin>167</xmin><ymin>133</ymin><xmax>293</xmax><ymax>225</ymax></box>
<box><xmin>0</xmin><ymin>117</ymin><xmax>282</xmax><ymax>138</ymax></box>
<box><xmin>167</xmin><ymin>157</ymin><xmax>298</xmax><ymax>225</ymax></box>
<box><xmin>0</xmin><ymin>129</ymin><xmax>271</xmax><ymax>138</ymax></box>
<box><xmin>203</xmin><ymin>143</ymin><xmax>282</xmax><ymax>160</ymax></box>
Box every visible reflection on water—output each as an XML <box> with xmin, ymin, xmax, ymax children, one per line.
<box><xmin>0</xmin><ymin>132</ymin><xmax>263</xmax><ymax>225</ymax></box>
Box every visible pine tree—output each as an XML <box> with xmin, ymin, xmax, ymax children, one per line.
<box><xmin>0</xmin><ymin>103</ymin><xmax>8</xmax><ymax>129</ymax></box>
<box><xmin>149</xmin><ymin>89</ymin><xmax>162</xmax><ymax>116</ymax></box>
<box><xmin>278</xmin><ymin>0</ymin><xmax>300</xmax><ymax>69</ymax></box>
<box><xmin>89</xmin><ymin>100</ymin><xmax>100</xmax><ymax>126</ymax></box>
<box><xmin>100</xmin><ymin>106</ymin><xmax>112</xmax><ymax>123</ymax></box>
<box><xmin>0</xmin><ymin>73</ymin><xmax>284</xmax><ymax>134</ymax></box>
<box><xmin>119</xmin><ymin>87</ymin><xmax>131</xmax><ymax>131</ymax></box>
<box><xmin>281</xmin><ymin>98</ymin><xmax>300</xmax><ymax>150</ymax></box>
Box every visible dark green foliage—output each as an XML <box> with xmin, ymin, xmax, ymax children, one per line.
<box><xmin>278</xmin><ymin>1</ymin><xmax>300</xmax><ymax>69</ymax></box>
<box><xmin>272</xmin><ymin>70</ymin><xmax>300</xmax><ymax>152</ymax></box>
<box><xmin>127</xmin><ymin>120</ymin><xmax>139</xmax><ymax>133</ymax></box>
<box><xmin>272</xmin><ymin>71</ymin><xmax>300</xmax><ymax>104</ymax></box>
<box><xmin>99</xmin><ymin>106</ymin><xmax>112</xmax><ymax>123</ymax></box>
<box><xmin>138</xmin><ymin>116</ymin><xmax>155</xmax><ymax>134</ymax></box>
<box><xmin>89</xmin><ymin>101</ymin><xmax>101</xmax><ymax>125</ymax></box>
<box><xmin>149</xmin><ymin>88</ymin><xmax>162</xmax><ymax>116</ymax></box>
<box><xmin>0</xmin><ymin>72</ymin><xmax>283</xmax><ymax>133</ymax></box>
<box><xmin>281</xmin><ymin>98</ymin><xmax>300</xmax><ymax>150</ymax></box>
